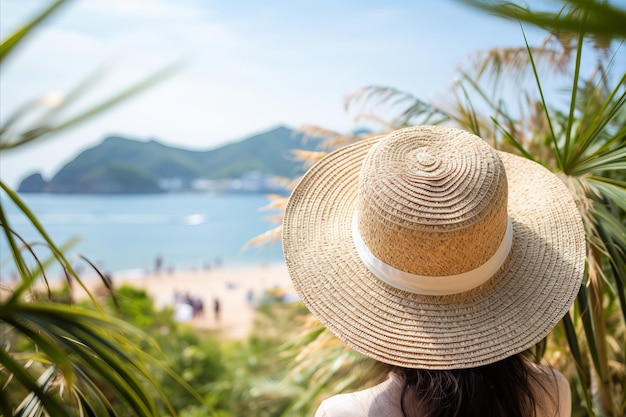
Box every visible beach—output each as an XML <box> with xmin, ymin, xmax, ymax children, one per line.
<box><xmin>74</xmin><ymin>263</ymin><xmax>296</xmax><ymax>339</ymax></box>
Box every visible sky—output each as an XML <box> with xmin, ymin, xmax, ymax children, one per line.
<box><xmin>0</xmin><ymin>0</ymin><xmax>619</xmax><ymax>188</ymax></box>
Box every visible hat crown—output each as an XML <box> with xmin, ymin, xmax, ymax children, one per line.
<box><xmin>356</xmin><ymin>126</ymin><xmax>509</xmax><ymax>277</ymax></box>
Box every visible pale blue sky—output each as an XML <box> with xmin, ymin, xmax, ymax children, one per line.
<box><xmin>0</xmin><ymin>0</ymin><xmax>617</xmax><ymax>187</ymax></box>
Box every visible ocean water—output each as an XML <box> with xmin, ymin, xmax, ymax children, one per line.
<box><xmin>0</xmin><ymin>193</ymin><xmax>285</xmax><ymax>278</ymax></box>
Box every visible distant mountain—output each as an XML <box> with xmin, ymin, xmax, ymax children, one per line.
<box><xmin>18</xmin><ymin>126</ymin><xmax>322</xmax><ymax>194</ymax></box>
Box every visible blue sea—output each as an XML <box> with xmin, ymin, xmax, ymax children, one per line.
<box><xmin>0</xmin><ymin>193</ymin><xmax>285</xmax><ymax>279</ymax></box>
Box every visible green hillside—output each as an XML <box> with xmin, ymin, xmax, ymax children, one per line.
<box><xmin>18</xmin><ymin>126</ymin><xmax>320</xmax><ymax>194</ymax></box>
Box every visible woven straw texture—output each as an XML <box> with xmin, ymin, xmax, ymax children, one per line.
<box><xmin>282</xmin><ymin>126</ymin><xmax>586</xmax><ymax>369</ymax></box>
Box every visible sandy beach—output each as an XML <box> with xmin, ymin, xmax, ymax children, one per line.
<box><xmin>75</xmin><ymin>263</ymin><xmax>296</xmax><ymax>339</ymax></box>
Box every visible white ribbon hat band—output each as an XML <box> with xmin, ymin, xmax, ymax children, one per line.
<box><xmin>352</xmin><ymin>215</ymin><xmax>513</xmax><ymax>295</ymax></box>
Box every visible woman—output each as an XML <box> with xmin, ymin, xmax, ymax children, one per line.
<box><xmin>282</xmin><ymin>126</ymin><xmax>584</xmax><ymax>416</ymax></box>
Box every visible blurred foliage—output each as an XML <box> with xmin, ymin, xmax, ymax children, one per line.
<box><xmin>99</xmin><ymin>285</ymin><xmax>223</xmax><ymax>415</ymax></box>
<box><xmin>92</xmin><ymin>282</ymin><xmax>321</xmax><ymax>417</ymax></box>
<box><xmin>461</xmin><ymin>0</ymin><xmax>626</xmax><ymax>41</ymax></box>
<box><xmin>0</xmin><ymin>1</ymin><xmax>181</xmax><ymax>415</ymax></box>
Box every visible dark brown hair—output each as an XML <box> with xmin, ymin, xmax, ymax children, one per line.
<box><xmin>393</xmin><ymin>354</ymin><xmax>557</xmax><ymax>417</ymax></box>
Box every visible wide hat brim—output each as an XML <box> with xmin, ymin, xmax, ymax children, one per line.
<box><xmin>282</xmin><ymin>134</ymin><xmax>586</xmax><ymax>369</ymax></box>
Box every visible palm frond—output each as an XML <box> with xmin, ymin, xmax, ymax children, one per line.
<box><xmin>460</xmin><ymin>0</ymin><xmax>626</xmax><ymax>41</ymax></box>
<box><xmin>588</xmin><ymin>177</ymin><xmax>626</xmax><ymax>213</ymax></box>
<box><xmin>345</xmin><ymin>85</ymin><xmax>448</xmax><ymax>128</ymax></box>
<box><xmin>297</xmin><ymin>125</ymin><xmax>362</xmax><ymax>149</ymax></box>
<box><xmin>242</xmin><ymin>225</ymin><xmax>283</xmax><ymax>251</ymax></box>
<box><xmin>290</xmin><ymin>149</ymin><xmax>328</xmax><ymax>169</ymax></box>
<box><xmin>0</xmin><ymin>0</ymin><xmax>68</xmax><ymax>63</ymax></box>
<box><xmin>259</xmin><ymin>194</ymin><xmax>290</xmax><ymax>212</ymax></box>
<box><xmin>1</xmin><ymin>302</ymin><xmax>180</xmax><ymax>416</ymax></box>
<box><xmin>0</xmin><ymin>62</ymin><xmax>181</xmax><ymax>152</ymax></box>
<box><xmin>462</xmin><ymin>33</ymin><xmax>571</xmax><ymax>83</ymax></box>
<box><xmin>278</xmin><ymin>317</ymin><xmax>380</xmax><ymax>414</ymax></box>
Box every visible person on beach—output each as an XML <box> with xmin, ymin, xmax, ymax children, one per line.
<box><xmin>213</xmin><ymin>297</ymin><xmax>221</xmax><ymax>323</ymax></box>
<box><xmin>282</xmin><ymin>126</ymin><xmax>585</xmax><ymax>417</ymax></box>
<box><xmin>154</xmin><ymin>254</ymin><xmax>163</xmax><ymax>273</ymax></box>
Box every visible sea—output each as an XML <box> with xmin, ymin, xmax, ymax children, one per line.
<box><xmin>0</xmin><ymin>193</ymin><xmax>285</xmax><ymax>280</ymax></box>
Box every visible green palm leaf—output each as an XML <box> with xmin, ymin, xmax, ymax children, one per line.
<box><xmin>588</xmin><ymin>177</ymin><xmax>626</xmax><ymax>212</ymax></box>
<box><xmin>0</xmin><ymin>0</ymin><xmax>68</xmax><ymax>63</ymax></box>
<box><xmin>0</xmin><ymin>349</ymin><xmax>69</xmax><ymax>417</ymax></box>
<box><xmin>1</xmin><ymin>302</ymin><xmax>175</xmax><ymax>416</ymax></box>
<box><xmin>460</xmin><ymin>0</ymin><xmax>626</xmax><ymax>40</ymax></box>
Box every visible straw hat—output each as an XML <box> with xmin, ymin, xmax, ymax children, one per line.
<box><xmin>282</xmin><ymin>125</ymin><xmax>586</xmax><ymax>369</ymax></box>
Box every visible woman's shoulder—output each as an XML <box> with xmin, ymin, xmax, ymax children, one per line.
<box><xmin>530</xmin><ymin>364</ymin><xmax>570</xmax><ymax>391</ymax></box>
<box><xmin>529</xmin><ymin>365</ymin><xmax>571</xmax><ymax>417</ymax></box>
<box><xmin>314</xmin><ymin>373</ymin><xmax>404</xmax><ymax>417</ymax></box>
<box><xmin>314</xmin><ymin>393</ymin><xmax>366</xmax><ymax>417</ymax></box>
